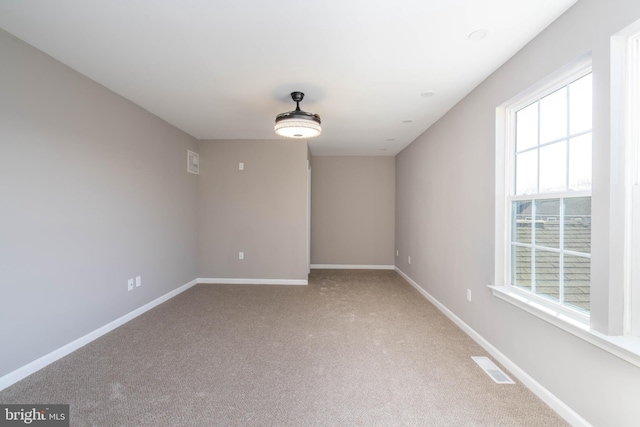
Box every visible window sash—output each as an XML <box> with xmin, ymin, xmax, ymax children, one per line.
<box><xmin>510</xmin><ymin>190</ymin><xmax>591</xmax><ymax>202</ymax></box>
<box><xmin>505</xmin><ymin>68</ymin><xmax>592</xmax><ymax>317</ymax></box>
<box><xmin>508</xmin><ymin>195</ymin><xmax>592</xmax><ymax>314</ymax></box>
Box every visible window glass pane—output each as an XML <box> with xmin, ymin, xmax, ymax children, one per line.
<box><xmin>568</xmin><ymin>133</ymin><xmax>592</xmax><ymax>190</ymax></box>
<box><xmin>511</xmin><ymin>201</ymin><xmax>532</xmax><ymax>244</ymax></box>
<box><xmin>540</xmin><ymin>87</ymin><xmax>568</xmax><ymax>143</ymax></box>
<box><xmin>539</xmin><ymin>141</ymin><xmax>567</xmax><ymax>192</ymax></box>
<box><xmin>515</xmin><ymin>150</ymin><xmax>538</xmax><ymax>195</ymax></box>
<box><xmin>535</xmin><ymin>199</ymin><xmax>560</xmax><ymax>249</ymax></box>
<box><xmin>516</xmin><ymin>102</ymin><xmax>538</xmax><ymax>152</ymax></box>
<box><xmin>569</xmin><ymin>73</ymin><xmax>592</xmax><ymax>135</ymax></box>
<box><xmin>535</xmin><ymin>250</ymin><xmax>560</xmax><ymax>302</ymax></box>
<box><xmin>564</xmin><ymin>197</ymin><xmax>591</xmax><ymax>254</ymax></box>
<box><xmin>564</xmin><ymin>254</ymin><xmax>590</xmax><ymax>313</ymax></box>
<box><xmin>511</xmin><ymin>245</ymin><xmax>531</xmax><ymax>291</ymax></box>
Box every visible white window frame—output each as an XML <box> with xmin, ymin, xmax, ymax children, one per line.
<box><xmin>626</xmin><ymin>31</ymin><xmax>640</xmax><ymax>336</ymax></box>
<box><xmin>508</xmin><ymin>69</ymin><xmax>593</xmax><ymax>323</ymax></box>
<box><xmin>495</xmin><ymin>57</ymin><xmax>593</xmax><ymax>322</ymax></box>
<box><xmin>611</xmin><ymin>20</ymin><xmax>640</xmax><ymax>341</ymax></box>
<box><xmin>493</xmin><ymin>50</ymin><xmax>640</xmax><ymax>367</ymax></box>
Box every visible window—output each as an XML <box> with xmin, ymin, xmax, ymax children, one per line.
<box><xmin>493</xmin><ymin>25</ymin><xmax>640</xmax><ymax>369</ymax></box>
<box><xmin>507</xmin><ymin>67</ymin><xmax>593</xmax><ymax>318</ymax></box>
<box><xmin>613</xmin><ymin>22</ymin><xmax>640</xmax><ymax>340</ymax></box>
<box><xmin>628</xmin><ymin>31</ymin><xmax>640</xmax><ymax>336</ymax></box>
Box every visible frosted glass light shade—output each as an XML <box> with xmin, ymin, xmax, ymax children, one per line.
<box><xmin>274</xmin><ymin>119</ymin><xmax>322</xmax><ymax>139</ymax></box>
<box><xmin>274</xmin><ymin>91</ymin><xmax>322</xmax><ymax>139</ymax></box>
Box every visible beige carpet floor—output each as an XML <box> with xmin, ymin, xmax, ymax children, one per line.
<box><xmin>0</xmin><ymin>270</ymin><xmax>567</xmax><ymax>426</ymax></box>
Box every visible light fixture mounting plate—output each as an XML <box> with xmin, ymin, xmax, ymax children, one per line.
<box><xmin>290</xmin><ymin>91</ymin><xmax>304</xmax><ymax>103</ymax></box>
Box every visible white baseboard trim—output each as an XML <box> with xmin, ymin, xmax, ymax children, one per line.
<box><xmin>394</xmin><ymin>267</ymin><xmax>591</xmax><ymax>427</ymax></box>
<box><xmin>0</xmin><ymin>278</ymin><xmax>199</xmax><ymax>392</ymax></box>
<box><xmin>310</xmin><ymin>264</ymin><xmax>395</xmax><ymax>270</ymax></box>
<box><xmin>198</xmin><ymin>278</ymin><xmax>308</xmax><ymax>285</ymax></box>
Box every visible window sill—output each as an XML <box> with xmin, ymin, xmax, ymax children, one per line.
<box><xmin>489</xmin><ymin>285</ymin><xmax>640</xmax><ymax>368</ymax></box>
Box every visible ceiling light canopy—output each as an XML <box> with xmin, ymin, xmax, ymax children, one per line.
<box><xmin>274</xmin><ymin>92</ymin><xmax>322</xmax><ymax>139</ymax></box>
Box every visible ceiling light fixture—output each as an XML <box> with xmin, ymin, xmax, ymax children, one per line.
<box><xmin>274</xmin><ymin>91</ymin><xmax>322</xmax><ymax>139</ymax></box>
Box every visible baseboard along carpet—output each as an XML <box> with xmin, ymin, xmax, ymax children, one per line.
<box><xmin>0</xmin><ymin>270</ymin><xmax>567</xmax><ymax>426</ymax></box>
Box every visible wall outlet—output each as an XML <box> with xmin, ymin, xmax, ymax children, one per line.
<box><xmin>239</xmin><ymin>251</ymin><xmax>244</xmax><ymax>260</ymax></box>
<box><xmin>408</xmin><ymin>256</ymin><xmax>411</xmax><ymax>264</ymax></box>
<box><xmin>127</xmin><ymin>279</ymin><xmax>134</xmax><ymax>291</ymax></box>
<box><xmin>136</xmin><ymin>276</ymin><xmax>142</xmax><ymax>287</ymax></box>
<box><xmin>467</xmin><ymin>289</ymin><xmax>472</xmax><ymax>302</ymax></box>
<box><xmin>239</xmin><ymin>162</ymin><xmax>244</xmax><ymax>171</ymax></box>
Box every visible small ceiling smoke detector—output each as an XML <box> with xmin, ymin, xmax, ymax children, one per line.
<box><xmin>274</xmin><ymin>91</ymin><xmax>322</xmax><ymax>139</ymax></box>
<box><xmin>468</xmin><ymin>29</ymin><xmax>489</xmax><ymax>41</ymax></box>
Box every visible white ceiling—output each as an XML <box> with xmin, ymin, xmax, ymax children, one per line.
<box><xmin>0</xmin><ymin>0</ymin><xmax>578</xmax><ymax>156</ymax></box>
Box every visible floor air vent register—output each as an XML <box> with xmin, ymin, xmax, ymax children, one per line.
<box><xmin>471</xmin><ymin>357</ymin><xmax>515</xmax><ymax>384</ymax></box>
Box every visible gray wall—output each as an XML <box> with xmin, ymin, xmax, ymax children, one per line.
<box><xmin>0</xmin><ymin>30</ymin><xmax>199</xmax><ymax>377</ymax></box>
<box><xmin>198</xmin><ymin>140</ymin><xmax>308</xmax><ymax>280</ymax></box>
<box><xmin>395</xmin><ymin>0</ymin><xmax>640</xmax><ymax>425</ymax></box>
<box><xmin>311</xmin><ymin>156</ymin><xmax>395</xmax><ymax>266</ymax></box>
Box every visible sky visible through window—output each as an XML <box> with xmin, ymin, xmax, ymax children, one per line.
<box><xmin>515</xmin><ymin>73</ymin><xmax>592</xmax><ymax>195</ymax></box>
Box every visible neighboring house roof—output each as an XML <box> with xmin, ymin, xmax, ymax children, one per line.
<box><xmin>512</xmin><ymin>197</ymin><xmax>591</xmax><ymax>312</ymax></box>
